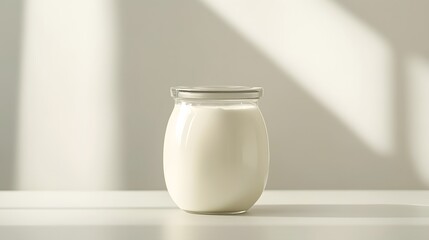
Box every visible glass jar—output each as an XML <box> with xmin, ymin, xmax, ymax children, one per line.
<box><xmin>163</xmin><ymin>86</ymin><xmax>269</xmax><ymax>214</ymax></box>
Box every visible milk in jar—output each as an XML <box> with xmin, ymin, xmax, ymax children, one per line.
<box><xmin>163</xmin><ymin>86</ymin><xmax>269</xmax><ymax>214</ymax></box>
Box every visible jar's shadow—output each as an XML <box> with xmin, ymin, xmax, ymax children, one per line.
<box><xmin>246</xmin><ymin>204</ymin><xmax>429</xmax><ymax>218</ymax></box>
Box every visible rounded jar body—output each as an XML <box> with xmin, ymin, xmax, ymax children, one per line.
<box><xmin>163</xmin><ymin>86</ymin><xmax>269</xmax><ymax>214</ymax></box>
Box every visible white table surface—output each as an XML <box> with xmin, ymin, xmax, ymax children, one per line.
<box><xmin>1</xmin><ymin>190</ymin><xmax>429</xmax><ymax>239</ymax></box>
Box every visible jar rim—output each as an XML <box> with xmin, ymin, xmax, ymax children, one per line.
<box><xmin>171</xmin><ymin>86</ymin><xmax>263</xmax><ymax>99</ymax></box>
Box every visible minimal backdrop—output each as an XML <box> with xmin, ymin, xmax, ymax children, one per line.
<box><xmin>1</xmin><ymin>0</ymin><xmax>428</xmax><ymax>190</ymax></box>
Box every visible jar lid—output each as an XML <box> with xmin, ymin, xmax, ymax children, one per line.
<box><xmin>171</xmin><ymin>86</ymin><xmax>263</xmax><ymax>99</ymax></box>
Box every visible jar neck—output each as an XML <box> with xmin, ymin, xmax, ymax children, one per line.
<box><xmin>174</xmin><ymin>98</ymin><xmax>259</xmax><ymax>106</ymax></box>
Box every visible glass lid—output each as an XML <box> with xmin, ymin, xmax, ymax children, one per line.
<box><xmin>171</xmin><ymin>86</ymin><xmax>263</xmax><ymax>99</ymax></box>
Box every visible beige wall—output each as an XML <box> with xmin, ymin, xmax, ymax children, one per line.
<box><xmin>1</xmin><ymin>0</ymin><xmax>428</xmax><ymax>190</ymax></box>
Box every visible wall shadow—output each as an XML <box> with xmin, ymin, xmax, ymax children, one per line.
<box><xmin>333</xmin><ymin>0</ymin><xmax>429</xmax><ymax>57</ymax></box>
<box><xmin>332</xmin><ymin>0</ymin><xmax>429</xmax><ymax>188</ymax></box>
<box><xmin>0</xmin><ymin>0</ymin><xmax>23</xmax><ymax>189</ymax></box>
<box><xmin>116</xmin><ymin>0</ymin><xmax>426</xmax><ymax>189</ymax></box>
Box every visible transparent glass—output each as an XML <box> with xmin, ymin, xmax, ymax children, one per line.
<box><xmin>164</xmin><ymin>95</ymin><xmax>269</xmax><ymax>214</ymax></box>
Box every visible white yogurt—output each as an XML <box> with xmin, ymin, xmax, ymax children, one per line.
<box><xmin>164</xmin><ymin>101</ymin><xmax>269</xmax><ymax>213</ymax></box>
